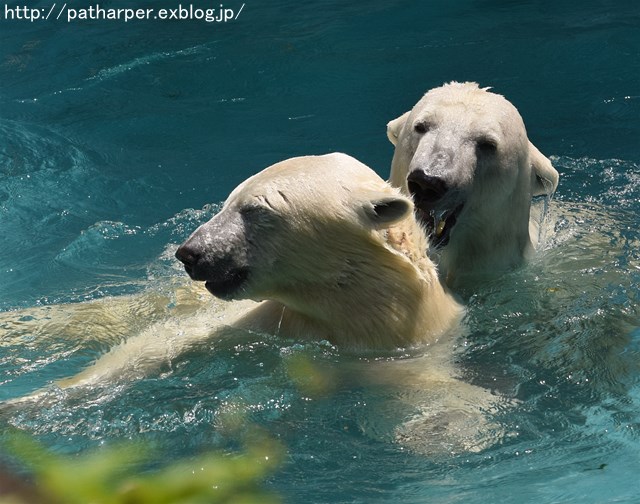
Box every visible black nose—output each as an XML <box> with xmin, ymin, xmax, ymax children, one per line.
<box><xmin>407</xmin><ymin>171</ymin><xmax>449</xmax><ymax>203</ymax></box>
<box><xmin>175</xmin><ymin>242</ymin><xmax>201</xmax><ymax>276</ymax></box>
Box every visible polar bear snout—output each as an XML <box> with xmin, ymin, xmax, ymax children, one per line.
<box><xmin>175</xmin><ymin>238</ymin><xmax>215</xmax><ymax>282</ymax></box>
<box><xmin>176</xmin><ymin>213</ymin><xmax>252</xmax><ymax>300</ymax></box>
<box><xmin>175</xmin><ymin>238</ymin><xmax>251</xmax><ymax>300</ymax></box>
<box><xmin>407</xmin><ymin>170</ymin><xmax>449</xmax><ymax>207</ymax></box>
<box><xmin>175</xmin><ymin>241</ymin><xmax>199</xmax><ymax>276</ymax></box>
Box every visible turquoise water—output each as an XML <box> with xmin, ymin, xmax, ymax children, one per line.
<box><xmin>1</xmin><ymin>1</ymin><xmax>640</xmax><ymax>502</ymax></box>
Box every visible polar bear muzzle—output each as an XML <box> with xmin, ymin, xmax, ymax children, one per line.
<box><xmin>406</xmin><ymin>169</ymin><xmax>464</xmax><ymax>248</ymax></box>
<box><xmin>175</xmin><ymin>210</ymin><xmax>251</xmax><ymax>300</ymax></box>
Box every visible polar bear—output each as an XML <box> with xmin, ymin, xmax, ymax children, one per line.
<box><xmin>174</xmin><ymin>152</ymin><xmax>463</xmax><ymax>351</ymax></box>
<box><xmin>5</xmin><ymin>153</ymin><xmax>463</xmax><ymax>393</ymax></box>
<box><xmin>4</xmin><ymin>153</ymin><xmax>508</xmax><ymax>454</ymax></box>
<box><xmin>387</xmin><ymin>82</ymin><xmax>559</xmax><ymax>289</ymax></box>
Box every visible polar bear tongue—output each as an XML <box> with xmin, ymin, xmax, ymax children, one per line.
<box><xmin>415</xmin><ymin>205</ymin><xmax>462</xmax><ymax>248</ymax></box>
<box><xmin>432</xmin><ymin>210</ymin><xmax>457</xmax><ymax>248</ymax></box>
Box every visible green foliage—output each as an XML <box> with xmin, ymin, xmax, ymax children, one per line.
<box><xmin>284</xmin><ymin>352</ymin><xmax>338</xmax><ymax>398</ymax></box>
<box><xmin>1</xmin><ymin>429</ymin><xmax>283</xmax><ymax>504</ymax></box>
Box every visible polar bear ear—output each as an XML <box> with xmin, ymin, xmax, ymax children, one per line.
<box><xmin>386</xmin><ymin>111</ymin><xmax>411</xmax><ymax>146</ymax></box>
<box><xmin>362</xmin><ymin>194</ymin><xmax>413</xmax><ymax>228</ymax></box>
<box><xmin>529</xmin><ymin>140</ymin><xmax>560</xmax><ymax>196</ymax></box>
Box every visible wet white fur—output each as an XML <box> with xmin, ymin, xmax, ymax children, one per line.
<box><xmin>387</xmin><ymin>82</ymin><xmax>559</xmax><ymax>288</ymax></box>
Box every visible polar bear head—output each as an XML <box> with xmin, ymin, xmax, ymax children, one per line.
<box><xmin>175</xmin><ymin>153</ymin><xmax>413</xmax><ymax>303</ymax></box>
<box><xmin>387</xmin><ymin>82</ymin><xmax>559</xmax><ymax>286</ymax></box>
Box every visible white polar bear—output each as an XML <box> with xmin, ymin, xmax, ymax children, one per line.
<box><xmin>174</xmin><ymin>152</ymin><xmax>463</xmax><ymax>351</ymax></box>
<box><xmin>387</xmin><ymin>82</ymin><xmax>559</xmax><ymax>289</ymax></box>
<box><xmin>6</xmin><ymin>153</ymin><xmax>463</xmax><ymax>393</ymax></box>
<box><xmin>4</xmin><ymin>153</ymin><xmax>508</xmax><ymax>454</ymax></box>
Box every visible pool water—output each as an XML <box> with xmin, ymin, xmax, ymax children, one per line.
<box><xmin>1</xmin><ymin>1</ymin><xmax>640</xmax><ymax>502</ymax></box>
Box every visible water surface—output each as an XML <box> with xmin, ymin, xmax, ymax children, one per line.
<box><xmin>1</xmin><ymin>1</ymin><xmax>640</xmax><ymax>502</ymax></box>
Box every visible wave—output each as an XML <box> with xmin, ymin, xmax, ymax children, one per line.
<box><xmin>86</xmin><ymin>44</ymin><xmax>210</xmax><ymax>84</ymax></box>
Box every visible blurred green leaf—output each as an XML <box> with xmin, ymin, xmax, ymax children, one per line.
<box><xmin>1</xmin><ymin>428</ymin><xmax>283</xmax><ymax>504</ymax></box>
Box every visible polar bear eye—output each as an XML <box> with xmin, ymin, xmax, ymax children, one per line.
<box><xmin>413</xmin><ymin>121</ymin><xmax>429</xmax><ymax>134</ymax></box>
<box><xmin>240</xmin><ymin>204</ymin><xmax>271</xmax><ymax>218</ymax></box>
<box><xmin>477</xmin><ymin>137</ymin><xmax>498</xmax><ymax>153</ymax></box>
<box><xmin>240</xmin><ymin>202</ymin><xmax>282</xmax><ymax>224</ymax></box>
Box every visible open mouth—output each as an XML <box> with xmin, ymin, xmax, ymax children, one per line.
<box><xmin>414</xmin><ymin>204</ymin><xmax>463</xmax><ymax>248</ymax></box>
<box><xmin>406</xmin><ymin>172</ymin><xmax>464</xmax><ymax>249</ymax></box>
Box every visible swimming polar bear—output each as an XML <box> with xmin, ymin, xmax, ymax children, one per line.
<box><xmin>4</xmin><ymin>153</ymin><xmax>463</xmax><ymax>389</ymax></box>
<box><xmin>174</xmin><ymin>152</ymin><xmax>463</xmax><ymax>350</ymax></box>
<box><xmin>3</xmin><ymin>153</ymin><xmax>508</xmax><ymax>454</ymax></box>
<box><xmin>387</xmin><ymin>82</ymin><xmax>560</xmax><ymax>289</ymax></box>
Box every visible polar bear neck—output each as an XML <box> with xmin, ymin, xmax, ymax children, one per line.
<box><xmin>235</xmin><ymin>216</ymin><xmax>463</xmax><ymax>351</ymax></box>
<box><xmin>440</xmin><ymin>190</ymin><xmax>534</xmax><ymax>288</ymax></box>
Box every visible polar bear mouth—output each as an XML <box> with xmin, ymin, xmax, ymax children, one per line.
<box><xmin>204</xmin><ymin>267</ymin><xmax>250</xmax><ymax>300</ymax></box>
<box><xmin>415</xmin><ymin>204</ymin><xmax>463</xmax><ymax>248</ymax></box>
